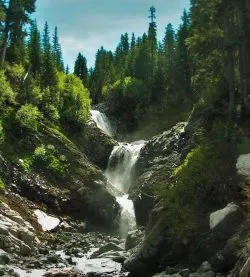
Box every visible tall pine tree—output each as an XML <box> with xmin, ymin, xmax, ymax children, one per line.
<box><xmin>74</xmin><ymin>53</ymin><xmax>89</xmax><ymax>87</ymax></box>
<box><xmin>29</xmin><ymin>20</ymin><xmax>41</xmax><ymax>76</ymax></box>
<box><xmin>1</xmin><ymin>0</ymin><xmax>36</xmax><ymax>66</ymax></box>
<box><xmin>52</xmin><ymin>26</ymin><xmax>64</xmax><ymax>71</ymax></box>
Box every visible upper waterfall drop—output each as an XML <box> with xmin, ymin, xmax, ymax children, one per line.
<box><xmin>90</xmin><ymin>109</ymin><xmax>114</xmax><ymax>137</ymax></box>
<box><xmin>105</xmin><ymin>141</ymin><xmax>145</xmax><ymax>194</ymax></box>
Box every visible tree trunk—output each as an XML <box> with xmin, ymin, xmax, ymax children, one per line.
<box><xmin>224</xmin><ymin>5</ymin><xmax>236</xmax><ymax>123</ymax></box>
<box><xmin>0</xmin><ymin>29</ymin><xmax>8</xmax><ymax>67</ymax></box>
<box><xmin>226</xmin><ymin>48</ymin><xmax>236</xmax><ymax>123</ymax></box>
<box><xmin>239</xmin><ymin>40</ymin><xmax>249</xmax><ymax>118</ymax></box>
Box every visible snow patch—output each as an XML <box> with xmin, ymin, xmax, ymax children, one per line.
<box><xmin>34</xmin><ymin>210</ymin><xmax>60</xmax><ymax>231</ymax></box>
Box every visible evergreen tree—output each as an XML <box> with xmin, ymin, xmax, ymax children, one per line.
<box><xmin>131</xmin><ymin>33</ymin><xmax>136</xmax><ymax>50</ymax></box>
<box><xmin>74</xmin><ymin>52</ymin><xmax>89</xmax><ymax>87</ymax></box>
<box><xmin>29</xmin><ymin>20</ymin><xmax>41</xmax><ymax>76</ymax></box>
<box><xmin>41</xmin><ymin>21</ymin><xmax>57</xmax><ymax>88</ymax></box>
<box><xmin>52</xmin><ymin>26</ymin><xmax>64</xmax><ymax>71</ymax></box>
<box><xmin>163</xmin><ymin>23</ymin><xmax>176</xmax><ymax>103</ymax></box>
<box><xmin>148</xmin><ymin>6</ymin><xmax>157</xmax><ymax>54</ymax></box>
<box><xmin>65</xmin><ymin>65</ymin><xmax>69</xmax><ymax>74</ymax></box>
<box><xmin>1</xmin><ymin>0</ymin><xmax>36</xmax><ymax>66</ymax></box>
<box><xmin>91</xmin><ymin>46</ymin><xmax>115</xmax><ymax>103</ymax></box>
<box><xmin>175</xmin><ymin>10</ymin><xmax>192</xmax><ymax>101</ymax></box>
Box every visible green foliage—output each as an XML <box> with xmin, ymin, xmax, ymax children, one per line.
<box><xmin>104</xmin><ymin>76</ymin><xmax>147</xmax><ymax>128</ymax></box>
<box><xmin>5</xmin><ymin>64</ymin><xmax>26</xmax><ymax>94</ymax></box>
<box><xmin>74</xmin><ymin>53</ymin><xmax>89</xmax><ymax>86</ymax></box>
<box><xmin>0</xmin><ymin>179</ymin><xmax>5</xmax><ymax>192</ymax></box>
<box><xmin>33</xmin><ymin>144</ymin><xmax>69</xmax><ymax>175</ymax></box>
<box><xmin>29</xmin><ymin>21</ymin><xmax>42</xmax><ymax>76</ymax></box>
<box><xmin>0</xmin><ymin>120</ymin><xmax>4</xmax><ymax>144</ymax></box>
<box><xmin>155</xmin><ymin>123</ymin><xmax>239</xmax><ymax>240</ymax></box>
<box><xmin>60</xmin><ymin>74</ymin><xmax>91</xmax><ymax>127</ymax></box>
<box><xmin>19</xmin><ymin>157</ymin><xmax>33</xmax><ymax>173</ymax></box>
<box><xmin>16</xmin><ymin>104</ymin><xmax>42</xmax><ymax>132</ymax></box>
<box><xmin>0</xmin><ymin>70</ymin><xmax>16</xmax><ymax>105</ymax></box>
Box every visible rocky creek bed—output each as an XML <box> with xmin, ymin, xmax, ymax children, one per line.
<box><xmin>0</xmin><ymin>217</ymin><xmax>130</xmax><ymax>277</ymax></box>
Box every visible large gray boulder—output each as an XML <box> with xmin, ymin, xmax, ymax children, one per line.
<box><xmin>0</xmin><ymin>201</ymin><xmax>38</xmax><ymax>256</ymax></box>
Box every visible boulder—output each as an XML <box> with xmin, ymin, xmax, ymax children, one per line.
<box><xmin>77</xmin><ymin>119</ymin><xmax>118</xmax><ymax>169</ymax></box>
<box><xmin>236</xmin><ymin>153</ymin><xmax>250</xmax><ymax>182</ymax></box>
<box><xmin>0</xmin><ymin>250</ymin><xmax>10</xmax><ymax>265</ymax></box>
<box><xmin>97</xmin><ymin>250</ymin><xmax>128</xmax><ymax>263</ymax></box>
<box><xmin>90</xmin><ymin>242</ymin><xmax>124</xmax><ymax>258</ymax></box>
<box><xmin>0</xmin><ymin>201</ymin><xmax>38</xmax><ymax>256</ymax></box>
<box><xmin>125</xmin><ymin>229</ymin><xmax>144</xmax><ymax>250</ymax></box>
<box><xmin>209</xmin><ymin>203</ymin><xmax>240</xmax><ymax>229</ymax></box>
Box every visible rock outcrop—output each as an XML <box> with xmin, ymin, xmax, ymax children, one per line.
<box><xmin>129</xmin><ymin>122</ymin><xmax>188</xmax><ymax>226</ymax></box>
<box><xmin>0</xmin><ymin>122</ymin><xmax>119</xmax><ymax>227</ymax></box>
<box><xmin>0</xmin><ymin>201</ymin><xmax>38</xmax><ymax>256</ymax></box>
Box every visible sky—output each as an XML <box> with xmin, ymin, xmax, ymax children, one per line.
<box><xmin>34</xmin><ymin>0</ymin><xmax>190</xmax><ymax>70</ymax></box>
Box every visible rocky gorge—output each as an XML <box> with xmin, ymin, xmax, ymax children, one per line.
<box><xmin>0</xmin><ymin>107</ymin><xmax>249</xmax><ymax>277</ymax></box>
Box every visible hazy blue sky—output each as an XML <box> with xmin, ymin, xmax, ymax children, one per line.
<box><xmin>35</xmin><ymin>0</ymin><xmax>190</xmax><ymax>70</ymax></box>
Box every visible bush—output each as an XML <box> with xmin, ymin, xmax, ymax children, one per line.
<box><xmin>0</xmin><ymin>70</ymin><xmax>16</xmax><ymax>105</ymax></box>
<box><xmin>20</xmin><ymin>76</ymin><xmax>43</xmax><ymax>106</ymax></box>
<box><xmin>18</xmin><ymin>157</ymin><xmax>33</xmax><ymax>173</ymax></box>
<box><xmin>60</xmin><ymin>74</ymin><xmax>91</xmax><ymax>128</ymax></box>
<box><xmin>0</xmin><ymin>178</ymin><xmax>5</xmax><ymax>192</ymax></box>
<box><xmin>16</xmin><ymin>104</ymin><xmax>42</xmax><ymax>131</ymax></box>
<box><xmin>5</xmin><ymin>64</ymin><xmax>26</xmax><ymax>92</ymax></box>
<box><xmin>34</xmin><ymin>144</ymin><xmax>69</xmax><ymax>176</ymax></box>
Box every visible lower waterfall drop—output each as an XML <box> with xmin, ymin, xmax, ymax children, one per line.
<box><xmin>105</xmin><ymin>141</ymin><xmax>145</xmax><ymax>238</ymax></box>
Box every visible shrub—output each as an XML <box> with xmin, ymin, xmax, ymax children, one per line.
<box><xmin>18</xmin><ymin>157</ymin><xmax>33</xmax><ymax>173</ymax></box>
<box><xmin>0</xmin><ymin>178</ymin><xmax>5</xmax><ymax>192</ymax></box>
<box><xmin>33</xmin><ymin>144</ymin><xmax>69</xmax><ymax>176</ymax></box>
<box><xmin>5</xmin><ymin>64</ymin><xmax>26</xmax><ymax>93</ymax></box>
<box><xmin>60</xmin><ymin>74</ymin><xmax>91</xmax><ymax>128</ymax></box>
<box><xmin>0</xmin><ymin>70</ymin><xmax>16</xmax><ymax>105</ymax></box>
<box><xmin>16</xmin><ymin>104</ymin><xmax>42</xmax><ymax>131</ymax></box>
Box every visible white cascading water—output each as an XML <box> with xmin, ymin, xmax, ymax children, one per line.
<box><xmin>90</xmin><ymin>109</ymin><xmax>145</xmax><ymax>237</ymax></box>
<box><xmin>90</xmin><ymin>109</ymin><xmax>113</xmax><ymax>137</ymax></box>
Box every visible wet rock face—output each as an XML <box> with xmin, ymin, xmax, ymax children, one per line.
<box><xmin>129</xmin><ymin>122</ymin><xmax>188</xmax><ymax>226</ymax></box>
<box><xmin>77</xmin><ymin>121</ymin><xmax>118</xmax><ymax>169</ymax></box>
<box><xmin>0</xmin><ymin>201</ymin><xmax>38</xmax><ymax>256</ymax></box>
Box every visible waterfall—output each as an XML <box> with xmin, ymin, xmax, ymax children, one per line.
<box><xmin>90</xmin><ymin>110</ymin><xmax>113</xmax><ymax>137</ymax></box>
<box><xmin>105</xmin><ymin>141</ymin><xmax>145</xmax><ymax>193</ymax></box>
<box><xmin>105</xmin><ymin>141</ymin><xmax>145</xmax><ymax>237</ymax></box>
<box><xmin>90</xmin><ymin>109</ymin><xmax>145</xmax><ymax>237</ymax></box>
